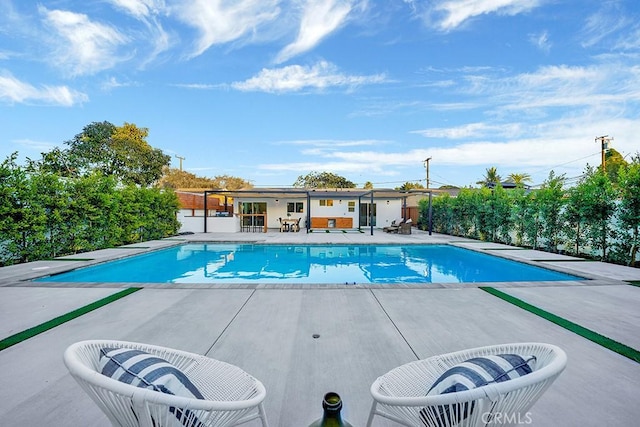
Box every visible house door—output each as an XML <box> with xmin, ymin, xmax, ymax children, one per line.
<box><xmin>359</xmin><ymin>203</ymin><xmax>376</xmax><ymax>226</ymax></box>
<box><xmin>240</xmin><ymin>202</ymin><xmax>267</xmax><ymax>232</ymax></box>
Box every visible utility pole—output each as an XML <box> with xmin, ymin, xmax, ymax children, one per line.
<box><xmin>424</xmin><ymin>157</ymin><xmax>432</xmax><ymax>189</ymax></box>
<box><xmin>175</xmin><ymin>155</ymin><xmax>185</xmax><ymax>171</ymax></box>
<box><xmin>595</xmin><ymin>136</ymin><xmax>613</xmax><ymax>172</ymax></box>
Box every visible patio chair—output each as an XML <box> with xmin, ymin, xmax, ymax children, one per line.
<box><xmin>398</xmin><ymin>219</ymin><xmax>412</xmax><ymax>235</ymax></box>
<box><xmin>292</xmin><ymin>218</ymin><xmax>301</xmax><ymax>232</ymax></box>
<box><xmin>64</xmin><ymin>340</ymin><xmax>269</xmax><ymax>427</ymax></box>
<box><xmin>383</xmin><ymin>219</ymin><xmax>403</xmax><ymax>233</ymax></box>
<box><xmin>366</xmin><ymin>342</ymin><xmax>566</xmax><ymax>427</ymax></box>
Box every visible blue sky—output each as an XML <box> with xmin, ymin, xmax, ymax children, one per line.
<box><xmin>1</xmin><ymin>0</ymin><xmax>638</xmax><ymax>188</ymax></box>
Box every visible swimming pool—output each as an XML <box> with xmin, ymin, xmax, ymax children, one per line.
<box><xmin>35</xmin><ymin>244</ymin><xmax>582</xmax><ymax>284</ymax></box>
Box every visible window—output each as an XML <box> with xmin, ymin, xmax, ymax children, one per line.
<box><xmin>348</xmin><ymin>201</ymin><xmax>355</xmax><ymax>212</ymax></box>
<box><xmin>319</xmin><ymin>199</ymin><xmax>334</xmax><ymax>207</ymax></box>
<box><xmin>241</xmin><ymin>202</ymin><xmax>266</xmax><ymax>214</ymax></box>
<box><xmin>287</xmin><ymin>202</ymin><xmax>304</xmax><ymax>213</ymax></box>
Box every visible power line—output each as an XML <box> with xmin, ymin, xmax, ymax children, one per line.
<box><xmin>524</xmin><ymin>151</ymin><xmax>601</xmax><ymax>179</ymax></box>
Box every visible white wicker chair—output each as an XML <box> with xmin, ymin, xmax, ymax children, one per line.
<box><xmin>64</xmin><ymin>340</ymin><xmax>269</xmax><ymax>427</ymax></box>
<box><xmin>366</xmin><ymin>343</ymin><xmax>567</xmax><ymax>427</ymax></box>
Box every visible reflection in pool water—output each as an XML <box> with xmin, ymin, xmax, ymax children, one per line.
<box><xmin>36</xmin><ymin>244</ymin><xmax>582</xmax><ymax>284</ymax></box>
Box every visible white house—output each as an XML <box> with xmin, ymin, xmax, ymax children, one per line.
<box><xmin>177</xmin><ymin>188</ymin><xmax>435</xmax><ymax>234</ymax></box>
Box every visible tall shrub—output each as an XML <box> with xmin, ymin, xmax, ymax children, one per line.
<box><xmin>30</xmin><ymin>172</ymin><xmax>67</xmax><ymax>259</ymax></box>
<box><xmin>522</xmin><ymin>191</ymin><xmax>542</xmax><ymax>249</ymax></box>
<box><xmin>509</xmin><ymin>187</ymin><xmax>530</xmax><ymax>247</ymax></box>
<box><xmin>491</xmin><ymin>185</ymin><xmax>513</xmax><ymax>244</ymax></box>
<box><xmin>581</xmin><ymin>170</ymin><xmax>616</xmax><ymax>260</ymax></box>
<box><xmin>615</xmin><ymin>159</ymin><xmax>640</xmax><ymax>266</ymax></box>
<box><xmin>427</xmin><ymin>193</ymin><xmax>454</xmax><ymax>234</ymax></box>
<box><xmin>563</xmin><ymin>183</ymin><xmax>589</xmax><ymax>256</ymax></box>
<box><xmin>0</xmin><ymin>154</ymin><xmax>50</xmax><ymax>263</ymax></box>
<box><xmin>0</xmin><ymin>153</ymin><xmax>180</xmax><ymax>265</ymax></box>
<box><xmin>563</xmin><ymin>167</ymin><xmax>616</xmax><ymax>260</ymax></box>
<box><xmin>537</xmin><ymin>172</ymin><xmax>566</xmax><ymax>252</ymax></box>
<box><xmin>457</xmin><ymin>188</ymin><xmax>477</xmax><ymax>238</ymax></box>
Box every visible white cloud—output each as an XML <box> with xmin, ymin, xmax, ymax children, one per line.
<box><xmin>109</xmin><ymin>0</ymin><xmax>165</xmax><ymax>19</ymax></box>
<box><xmin>39</xmin><ymin>6</ymin><xmax>129</xmax><ymax>76</ymax></box>
<box><xmin>409</xmin><ymin>60</ymin><xmax>640</xmax><ymax>167</ymax></box>
<box><xmin>412</xmin><ymin>122</ymin><xmax>522</xmax><ymax>139</ymax></box>
<box><xmin>173</xmin><ymin>83</ymin><xmax>219</xmax><ymax>90</ymax></box>
<box><xmin>458</xmin><ymin>63</ymin><xmax>640</xmax><ymax>114</ymax></box>
<box><xmin>411</xmin><ymin>115</ymin><xmax>640</xmax><ymax>172</ymax></box>
<box><xmin>581</xmin><ymin>4</ymin><xmax>629</xmax><ymax>48</ymax></box>
<box><xmin>0</xmin><ymin>71</ymin><xmax>88</xmax><ymax>106</ymax></box>
<box><xmin>174</xmin><ymin>0</ymin><xmax>280</xmax><ymax>58</ymax></box>
<box><xmin>275</xmin><ymin>0</ymin><xmax>359</xmax><ymax>63</ymax></box>
<box><xmin>416</xmin><ymin>0</ymin><xmax>543</xmax><ymax>32</ymax></box>
<box><xmin>529</xmin><ymin>30</ymin><xmax>551</xmax><ymax>53</ymax></box>
<box><xmin>279</xmin><ymin>139</ymin><xmax>382</xmax><ymax>148</ymax></box>
<box><xmin>231</xmin><ymin>60</ymin><xmax>386</xmax><ymax>93</ymax></box>
<box><xmin>12</xmin><ymin>138</ymin><xmax>58</xmax><ymax>153</ymax></box>
<box><xmin>108</xmin><ymin>0</ymin><xmax>173</xmax><ymax>66</ymax></box>
<box><xmin>101</xmin><ymin>76</ymin><xmax>137</xmax><ymax>91</ymax></box>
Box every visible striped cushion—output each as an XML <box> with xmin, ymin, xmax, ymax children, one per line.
<box><xmin>420</xmin><ymin>354</ymin><xmax>536</xmax><ymax>426</ymax></box>
<box><xmin>100</xmin><ymin>347</ymin><xmax>204</xmax><ymax>427</ymax></box>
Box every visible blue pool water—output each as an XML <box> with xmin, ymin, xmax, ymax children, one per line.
<box><xmin>35</xmin><ymin>244</ymin><xmax>582</xmax><ymax>284</ymax></box>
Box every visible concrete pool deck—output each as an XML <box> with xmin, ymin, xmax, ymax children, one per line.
<box><xmin>0</xmin><ymin>230</ymin><xmax>639</xmax><ymax>426</ymax></box>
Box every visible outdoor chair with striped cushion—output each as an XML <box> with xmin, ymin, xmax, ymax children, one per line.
<box><xmin>64</xmin><ymin>340</ymin><xmax>269</xmax><ymax>427</ymax></box>
<box><xmin>366</xmin><ymin>342</ymin><xmax>566</xmax><ymax>427</ymax></box>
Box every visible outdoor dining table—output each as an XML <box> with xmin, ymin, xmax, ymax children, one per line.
<box><xmin>281</xmin><ymin>218</ymin><xmax>298</xmax><ymax>232</ymax></box>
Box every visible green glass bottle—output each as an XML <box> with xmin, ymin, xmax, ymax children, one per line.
<box><xmin>309</xmin><ymin>392</ymin><xmax>354</xmax><ymax>427</ymax></box>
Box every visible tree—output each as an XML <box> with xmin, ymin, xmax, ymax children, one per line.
<box><xmin>506</xmin><ymin>172</ymin><xmax>532</xmax><ymax>187</ymax></box>
<box><xmin>425</xmin><ymin>193</ymin><xmax>454</xmax><ymax>234</ymax></box>
<box><xmin>363</xmin><ymin>181</ymin><xmax>374</xmax><ymax>189</ymax></box>
<box><xmin>509</xmin><ymin>186</ymin><xmax>530</xmax><ymax>247</ymax></box>
<box><xmin>603</xmin><ymin>148</ymin><xmax>628</xmax><ymax>184</ymax></box>
<box><xmin>537</xmin><ymin>171</ymin><xmax>566</xmax><ymax>252</ymax></box>
<box><xmin>476</xmin><ymin>167</ymin><xmax>501</xmax><ymax>187</ymax></box>
<box><xmin>573</xmin><ymin>167</ymin><xmax>617</xmax><ymax>260</ymax></box>
<box><xmin>0</xmin><ymin>153</ymin><xmax>37</xmax><ymax>264</ymax></box>
<box><xmin>157</xmin><ymin>168</ymin><xmax>253</xmax><ymax>190</ymax></box>
<box><xmin>563</xmin><ymin>182</ymin><xmax>589</xmax><ymax>256</ymax></box>
<box><xmin>29</xmin><ymin>121</ymin><xmax>170</xmax><ymax>187</ymax></box>
<box><xmin>615</xmin><ymin>155</ymin><xmax>640</xmax><ymax>266</ymax></box>
<box><xmin>396</xmin><ymin>182</ymin><xmax>424</xmax><ymax>190</ymax></box>
<box><xmin>293</xmin><ymin>171</ymin><xmax>356</xmax><ymax>188</ymax></box>
<box><xmin>522</xmin><ymin>191</ymin><xmax>543</xmax><ymax>250</ymax></box>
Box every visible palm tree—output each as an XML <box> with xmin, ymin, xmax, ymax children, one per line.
<box><xmin>506</xmin><ymin>173</ymin><xmax>532</xmax><ymax>187</ymax></box>
<box><xmin>476</xmin><ymin>167</ymin><xmax>502</xmax><ymax>187</ymax></box>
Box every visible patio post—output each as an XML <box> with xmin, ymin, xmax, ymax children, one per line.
<box><xmin>370</xmin><ymin>190</ymin><xmax>374</xmax><ymax>235</ymax></box>
<box><xmin>204</xmin><ymin>190</ymin><xmax>208</xmax><ymax>233</ymax></box>
<box><xmin>428</xmin><ymin>191</ymin><xmax>433</xmax><ymax>235</ymax></box>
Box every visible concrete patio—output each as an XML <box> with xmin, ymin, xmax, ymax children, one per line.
<box><xmin>1</xmin><ymin>230</ymin><xmax>639</xmax><ymax>426</ymax></box>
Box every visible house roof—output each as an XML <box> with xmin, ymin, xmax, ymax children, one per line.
<box><xmin>196</xmin><ymin>187</ymin><xmax>441</xmax><ymax>200</ymax></box>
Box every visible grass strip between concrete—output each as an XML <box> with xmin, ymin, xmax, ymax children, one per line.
<box><xmin>0</xmin><ymin>287</ymin><xmax>142</xmax><ymax>352</ymax></box>
<box><xmin>480</xmin><ymin>287</ymin><xmax>640</xmax><ymax>364</ymax></box>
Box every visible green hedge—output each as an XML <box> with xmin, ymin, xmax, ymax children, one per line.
<box><xmin>420</xmin><ymin>164</ymin><xmax>640</xmax><ymax>267</ymax></box>
<box><xmin>1</xmin><ymin>155</ymin><xmax>180</xmax><ymax>266</ymax></box>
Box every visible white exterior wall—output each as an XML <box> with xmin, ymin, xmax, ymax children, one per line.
<box><xmin>309</xmin><ymin>198</ymin><xmax>403</xmax><ymax>228</ymax></box>
<box><xmin>177</xmin><ymin>211</ymin><xmax>202</xmax><ymax>233</ymax></box>
<box><xmin>261</xmin><ymin>199</ymin><xmax>307</xmax><ymax>229</ymax></box>
<box><xmin>177</xmin><ymin>196</ymin><xmax>407</xmax><ymax>233</ymax></box>
<box><xmin>177</xmin><ymin>211</ymin><xmax>239</xmax><ymax>233</ymax></box>
<box><xmin>376</xmin><ymin>199</ymin><xmax>404</xmax><ymax>229</ymax></box>
<box><xmin>309</xmin><ymin>198</ymin><xmax>357</xmax><ymax>226</ymax></box>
